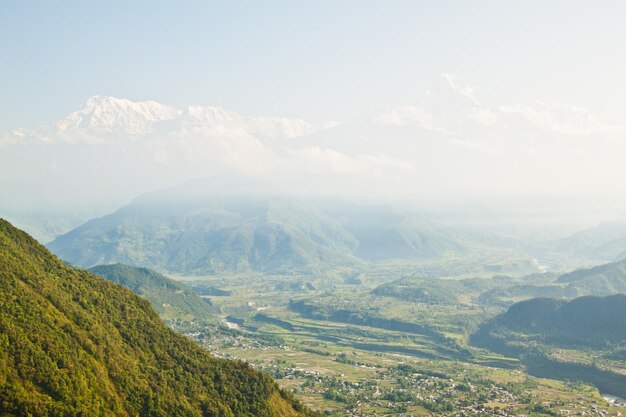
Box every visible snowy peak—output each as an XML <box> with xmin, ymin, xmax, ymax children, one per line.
<box><xmin>48</xmin><ymin>98</ymin><xmax>314</xmax><ymax>140</ymax></box>
<box><xmin>375</xmin><ymin>74</ymin><xmax>498</xmax><ymax>129</ymax></box>
<box><xmin>419</xmin><ymin>74</ymin><xmax>481</xmax><ymax>117</ymax></box>
<box><xmin>182</xmin><ymin>105</ymin><xmax>241</xmax><ymax>125</ymax></box>
<box><xmin>181</xmin><ymin>105</ymin><xmax>313</xmax><ymax>139</ymax></box>
<box><xmin>56</xmin><ymin>96</ymin><xmax>180</xmax><ymax>136</ymax></box>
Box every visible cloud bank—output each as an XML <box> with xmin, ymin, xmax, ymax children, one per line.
<box><xmin>2</xmin><ymin>75</ymin><xmax>626</xmax><ymax>210</ymax></box>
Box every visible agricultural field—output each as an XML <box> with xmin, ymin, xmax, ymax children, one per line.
<box><xmin>174</xmin><ymin>271</ymin><xmax>626</xmax><ymax>417</ymax></box>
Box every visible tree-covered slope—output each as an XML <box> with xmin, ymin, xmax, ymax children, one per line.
<box><xmin>557</xmin><ymin>259</ymin><xmax>626</xmax><ymax>295</ymax></box>
<box><xmin>88</xmin><ymin>263</ymin><xmax>214</xmax><ymax>323</ymax></box>
<box><xmin>371</xmin><ymin>277</ymin><xmax>465</xmax><ymax>305</ymax></box>
<box><xmin>473</xmin><ymin>294</ymin><xmax>626</xmax><ymax>349</ymax></box>
<box><xmin>0</xmin><ymin>219</ymin><xmax>314</xmax><ymax>417</ymax></box>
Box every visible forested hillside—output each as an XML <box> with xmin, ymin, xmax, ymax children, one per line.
<box><xmin>88</xmin><ymin>263</ymin><xmax>215</xmax><ymax>323</ymax></box>
<box><xmin>0</xmin><ymin>219</ymin><xmax>314</xmax><ymax>417</ymax></box>
<box><xmin>473</xmin><ymin>294</ymin><xmax>626</xmax><ymax>348</ymax></box>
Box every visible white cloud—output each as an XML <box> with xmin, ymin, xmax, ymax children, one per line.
<box><xmin>2</xmin><ymin>76</ymin><xmax>626</xmax><ymax>209</ymax></box>
<box><xmin>288</xmin><ymin>147</ymin><xmax>413</xmax><ymax>177</ymax></box>
<box><xmin>498</xmin><ymin>101</ymin><xmax>604</xmax><ymax>136</ymax></box>
<box><xmin>374</xmin><ymin>106</ymin><xmax>435</xmax><ymax>129</ymax></box>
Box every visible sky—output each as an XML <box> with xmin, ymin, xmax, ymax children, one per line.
<box><xmin>3</xmin><ymin>1</ymin><xmax>626</xmax><ymax>129</ymax></box>
<box><xmin>1</xmin><ymin>1</ymin><xmax>626</xmax><ymax>215</ymax></box>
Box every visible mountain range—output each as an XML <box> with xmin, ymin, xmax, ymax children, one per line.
<box><xmin>46</xmin><ymin>184</ymin><xmax>535</xmax><ymax>275</ymax></box>
<box><xmin>3</xmin><ymin>74</ymin><xmax>626</xmax><ymax>211</ymax></box>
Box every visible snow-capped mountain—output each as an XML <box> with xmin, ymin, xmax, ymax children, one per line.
<box><xmin>180</xmin><ymin>105</ymin><xmax>313</xmax><ymax>139</ymax></box>
<box><xmin>0</xmin><ymin>96</ymin><xmax>315</xmax><ymax>143</ymax></box>
<box><xmin>374</xmin><ymin>74</ymin><xmax>497</xmax><ymax>130</ymax></box>
<box><xmin>2</xmin><ymin>74</ymin><xmax>625</xmax><ymax>212</ymax></box>
<box><xmin>56</xmin><ymin>96</ymin><xmax>181</xmax><ymax>136</ymax></box>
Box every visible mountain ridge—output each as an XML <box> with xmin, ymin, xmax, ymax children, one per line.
<box><xmin>0</xmin><ymin>218</ymin><xmax>314</xmax><ymax>416</ymax></box>
<box><xmin>88</xmin><ymin>263</ymin><xmax>215</xmax><ymax>323</ymax></box>
<box><xmin>46</xmin><ymin>190</ymin><xmax>534</xmax><ymax>275</ymax></box>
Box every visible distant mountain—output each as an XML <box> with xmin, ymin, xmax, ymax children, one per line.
<box><xmin>47</xmin><ymin>185</ymin><xmax>533</xmax><ymax>275</ymax></box>
<box><xmin>473</xmin><ymin>294</ymin><xmax>626</xmax><ymax>348</ymax></box>
<box><xmin>56</xmin><ymin>95</ymin><xmax>180</xmax><ymax>136</ymax></box>
<box><xmin>0</xmin><ymin>209</ymin><xmax>97</xmax><ymax>243</ymax></box>
<box><xmin>48</xmin><ymin>193</ymin><xmax>362</xmax><ymax>275</ymax></box>
<box><xmin>0</xmin><ymin>219</ymin><xmax>313</xmax><ymax>416</ymax></box>
<box><xmin>547</xmin><ymin>221</ymin><xmax>626</xmax><ymax>262</ymax></box>
<box><xmin>557</xmin><ymin>258</ymin><xmax>626</xmax><ymax>295</ymax></box>
<box><xmin>6</xmin><ymin>95</ymin><xmax>315</xmax><ymax>142</ymax></box>
<box><xmin>89</xmin><ymin>264</ymin><xmax>214</xmax><ymax>323</ymax></box>
<box><xmin>320</xmin><ymin>203</ymin><xmax>468</xmax><ymax>261</ymax></box>
<box><xmin>476</xmin><ymin>259</ymin><xmax>626</xmax><ymax>307</ymax></box>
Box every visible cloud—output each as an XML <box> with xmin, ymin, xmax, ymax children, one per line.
<box><xmin>288</xmin><ymin>147</ymin><xmax>414</xmax><ymax>177</ymax></box>
<box><xmin>2</xmin><ymin>77</ymin><xmax>626</xmax><ymax>209</ymax></box>
<box><xmin>498</xmin><ymin>101</ymin><xmax>604</xmax><ymax>136</ymax></box>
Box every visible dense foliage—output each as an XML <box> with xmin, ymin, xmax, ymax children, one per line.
<box><xmin>0</xmin><ymin>219</ymin><xmax>315</xmax><ymax>417</ymax></box>
<box><xmin>477</xmin><ymin>294</ymin><xmax>626</xmax><ymax>347</ymax></box>
<box><xmin>88</xmin><ymin>263</ymin><xmax>214</xmax><ymax>323</ymax></box>
<box><xmin>557</xmin><ymin>259</ymin><xmax>626</xmax><ymax>294</ymax></box>
<box><xmin>372</xmin><ymin>277</ymin><xmax>465</xmax><ymax>304</ymax></box>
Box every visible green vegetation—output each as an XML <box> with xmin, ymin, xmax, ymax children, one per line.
<box><xmin>0</xmin><ymin>219</ymin><xmax>315</xmax><ymax>416</ymax></box>
<box><xmin>472</xmin><ymin>294</ymin><xmax>626</xmax><ymax>398</ymax></box>
<box><xmin>478</xmin><ymin>260</ymin><xmax>626</xmax><ymax>307</ymax></box>
<box><xmin>47</xmin><ymin>194</ymin><xmax>539</xmax><ymax>276</ymax></box>
<box><xmin>182</xmin><ymin>258</ymin><xmax>626</xmax><ymax>415</ymax></box>
<box><xmin>89</xmin><ymin>263</ymin><xmax>216</xmax><ymax>323</ymax></box>
<box><xmin>546</xmin><ymin>221</ymin><xmax>626</xmax><ymax>263</ymax></box>
<box><xmin>372</xmin><ymin>277</ymin><xmax>467</xmax><ymax>304</ymax></box>
<box><xmin>48</xmin><ymin>198</ymin><xmax>361</xmax><ymax>275</ymax></box>
<box><xmin>476</xmin><ymin>295</ymin><xmax>626</xmax><ymax>347</ymax></box>
<box><xmin>557</xmin><ymin>259</ymin><xmax>626</xmax><ymax>294</ymax></box>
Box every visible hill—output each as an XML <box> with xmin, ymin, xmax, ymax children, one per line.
<box><xmin>0</xmin><ymin>219</ymin><xmax>314</xmax><ymax>416</ymax></box>
<box><xmin>473</xmin><ymin>294</ymin><xmax>626</xmax><ymax>349</ymax></box>
<box><xmin>48</xmin><ymin>194</ymin><xmax>361</xmax><ymax>275</ymax></box>
<box><xmin>371</xmin><ymin>277</ymin><xmax>465</xmax><ymax>305</ymax></box>
<box><xmin>88</xmin><ymin>263</ymin><xmax>215</xmax><ymax>323</ymax></box>
<box><xmin>477</xmin><ymin>259</ymin><xmax>626</xmax><ymax>307</ymax></box>
<box><xmin>47</xmin><ymin>185</ymin><xmax>534</xmax><ymax>275</ymax></box>
<box><xmin>546</xmin><ymin>221</ymin><xmax>626</xmax><ymax>263</ymax></box>
<box><xmin>557</xmin><ymin>259</ymin><xmax>626</xmax><ymax>295</ymax></box>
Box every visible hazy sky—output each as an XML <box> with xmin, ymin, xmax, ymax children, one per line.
<box><xmin>1</xmin><ymin>1</ymin><xmax>626</xmax><ymax>214</ymax></box>
<box><xmin>2</xmin><ymin>1</ymin><xmax>626</xmax><ymax>130</ymax></box>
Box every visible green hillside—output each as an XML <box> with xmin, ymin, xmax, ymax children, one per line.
<box><xmin>547</xmin><ymin>221</ymin><xmax>626</xmax><ymax>262</ymax></box>
<box><xmin>474</xmin><ymin>294</ymin><xmax>626</xmax><ymax>349</ymax></box>
<box><xmin>557</xmin><ymin>259</ymin><xmax>626</xmax><ymax>295</ymax></box>
<box><xmin>476</xmin><ymin>259</ymin><xmax>626</xmax><ymax>307</ymax></box>
<box><xmin>0</xmin><ymin>219</ymin><xmax>314</xmax><ymax>416</ymax></box>
<box><xmin>88</xmin><ymin>263</ymin><xmax>215</xmax><ymax>323</ymax></box>
<box><xmin>371</xmin><ymin>277</ymin><xmax>465</xmax><ymax>305</ymax></box>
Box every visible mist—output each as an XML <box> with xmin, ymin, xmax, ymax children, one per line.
<box><xmin>2</xmin><ymin>74</ymin><xmax>626</xmax><ymax>223</ymax></box>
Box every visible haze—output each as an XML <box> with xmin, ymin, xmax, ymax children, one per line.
<box><xmin>1</xmin><ymin>1</ymin><xmax>626</xmax><ymax>220</ymax></box>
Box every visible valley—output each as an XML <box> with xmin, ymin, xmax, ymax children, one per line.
<box><xmin>160</xmin><ymin>261</ymin><xmax>626</xmax><ymax>416</ymax></box>
<box><xmin>4</xmin><ymin>4</ymin><xmax>626</xmax><ymax>416</ymax></box>
<box><xmin>32</xmin><ymin>195</ymin><xmax>626</xmax><ymax>416</ymax></box>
